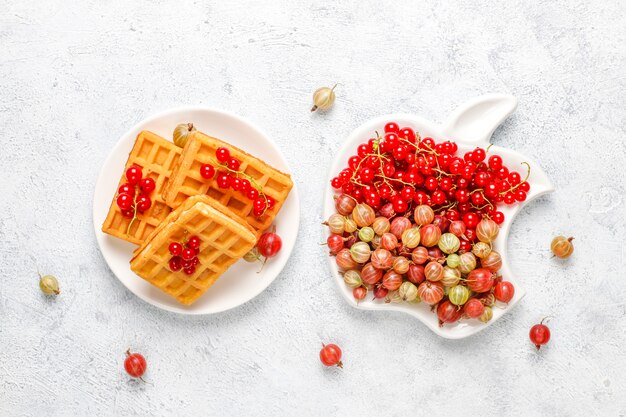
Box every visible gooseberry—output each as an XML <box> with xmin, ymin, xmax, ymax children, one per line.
<box><xmin>494</xmin><ymin>281</ymin><xmax>515</xmax><ymax>303</ymax></box>
<box><xmin>437</xmin><ymin>300</ymin><xmax>463</xmax><ymax>326</ymax></box>
<box><xmin>551</xmin><ymin>236</ymin><xmax>574</xmax><ymax>259</ymax></box>
<box><xmin>529</xmin><ymin>318</ymin><xmax>551</xmax><ymax>350</ymax></box>
<box><xmin>463</xmin><ymin>298</ymin><xmax>485</xmax><ymax>318</ymax></box>
<box><xmin>417</xmin><ymin>281</ymin><xmax>444</xmax><ymax>304</ymax></box>
<box><xmin>320</xmin><ymin>344</ymin><xmax>343</xmax><ymax>368</ymax></box>
<box><xmin>466</xmin><ymin>268</ymin><xmax>495</xmax><ymax>293</ymax></box>
<box><xmin>361</xmin><ymin>262</ymin><xmax>383</xmax><ymax>285</ymax></box>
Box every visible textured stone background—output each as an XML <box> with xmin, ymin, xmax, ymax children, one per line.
<box><xmin>1</xmin><ymin>1</ymin><xmax>625</xmax><ymax>416</ymax></box>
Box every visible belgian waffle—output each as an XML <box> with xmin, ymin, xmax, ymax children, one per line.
<box><xmin>162</xmin><ymin>131</ymin><xmax>293</xmax><ymax>233</ymax></box>
<box><xmin>101</xmin><ymin>131</ymin><xmax>181</xmax><ymax>245</ymax></box>
<box><xmin>130</xmin><ymin>195</ymin><xmax>257</xmax><ymax>305</ymax></box>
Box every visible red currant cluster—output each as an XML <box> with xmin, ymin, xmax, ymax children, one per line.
<box><xmin>330</xmin><ymin>122</ymin><xmax>530</xmax><ymax>227</ymax></box>
<box><xmin>116</xmin><ymin>165</ymin><xmax>156</xmax><ymax>219</ymax></box>
<box><xmin>199</xmin><ymin>146</ymin><xmax>275</xmax><ymax>217</ymax></box>
<box><xmin>168</xmin><ymin>235</ymin><xmax>201</xmax><ymax>275</ymax></box>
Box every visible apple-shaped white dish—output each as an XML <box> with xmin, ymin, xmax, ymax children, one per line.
<box><xmin>324</xmin><ymin>95</ymin><xmax>554</xmax><ymax>339</ymax></box>
<box><xmin>94</xmin><ymin>107</ymin><xmax>300</xmax><ymax>315</ymax></box>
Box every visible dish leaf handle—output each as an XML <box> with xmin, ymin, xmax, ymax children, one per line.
<box><xmin>441</xmin><ymin>94</ymin><xmax>518</xmax><ymax>148</ymax></box>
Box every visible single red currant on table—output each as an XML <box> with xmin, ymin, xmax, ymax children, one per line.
<box><xmin>320</xmin><ymin>343</ymin><xmax>343</xmax><ymax>368</ymax></box>
<box><xmin>529</xmin><ymin>318</ymin><xmax>551</xmax><ymax>350</ymax></box>
<box><xmin>124</xmin><ymin>349</ymin><xmax>147</xmax><ymax>379</ymax></box>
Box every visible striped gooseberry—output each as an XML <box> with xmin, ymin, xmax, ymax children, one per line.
<box><xmin>398</xmin><ymin>281</ymin><xmax>418</xmax><ymax>302</ymax></box>
<box><xmin>380</xmin><ymin>233</ymin><xmax>398</xmax><ymax>251</ymax></box>
<box><xmin>349</xmin><ymin>242</ymin><xmax>371</xmax><ymax>264</ymax></box>
<box><xmin>463</xmin><ymin>298</ymin><xmax>485</xmax><ymax>318</ymax></box>
<box><xmin>494</xmin><ymin>281</ymin><xmax>515</xmax><ymax>303</ymax></box>
<box><xmin>325</xmin><ymin>213</ymin><xmax>345</xmax><ymax>234</ymax></box>
<box><xmin>441</xmin><ymin>266</ymin><xmax>461</xmax><ymax>286</ymax></box>
<box><xmin>458</xmin><ymin>252</ymin><xmax>477</xmax><ymax>275</ymax></box>
<box><xmin>411</xmin><ymin>246</ymin><xmax>429</xmax><ymax>264</ymax></box>
<box><xmin>438</xmin><ymin>233</ymin><xmax>460</xmax><ymax>254</ymax></box>
<box><xmin>467</xmin><ymin>268</ymin><xmax>495</xmax><ymax>293</ymax></box>
<box><xmin>361</xmin><ymin>262</ymin><xmax>383</xmax><ymax>285</ymax></box>
<box><xmin>480</xmin><ymin>306</ymin><xmax>493</xmax><ymax>322</ymax></box>
<box><xmin>414</xmin><ymin>205</ymin><xmax>434</xmax><ymax>226</ymax></box>
<box><xmin>352</xmin><ymin>203</ymin><xmax>375</xmax><ymax>227</ymax></box>
<box><xmin>417</xmin><ymin>281</ymin><xmax>444</xmax><ymax>304</ymax></box>
<box><xmin>407</xmin><ymin>264</ymin><xmax>426</xmax><ymax>285</ymax></box>
<box><xmin>372</xmin><ymin>217</ymin><xmax>390</xmax><ymax>236</ymax></box>
<box><xmin>446</xmin><ymin>253</ymin><xmax>460</xmax><ymax>268</ymax></box>
<box><xmin>437</xmin><ymin>300</ymin><xmax>463</xmax><ymax>326</ymax></box>
<box><xmin>392</xmin><ymin>256</ymin><xmax>410</xmax><ymax>274</ymax></box>
<box><xmin>382</xmin><ymin>270</ymin><xmax>403</xmax><ymax>291</ymax></box>
<box><xmin>342</xmin><ymin>270</ymin><xmax>362</xmax><ymax>288</ymax></box>
<box><xmin>476</xmin><ymin>219</ymin><xmax>499</xmax><ymax>243</ymax></box>
<box><xmin>336</xmin><ymin>248</ymin><xmax>359</xmax><ymax>270</ymax></box>
<box><xmin>551</xmin><ymin>236</ymin><xmax>574</xmax><ymax>259</ymax></box>
<box><xmin>401</xmin><ymin>227</ymin><xmax>421</xmax><ymax>248</ymax></box>
<box><xmin>481</xmin><ymin>250</ymin><xmax>502</xmax><ymax>272</ymax></box>
<box><xmin>390</xmin><ymin>217</ymin><xmax>412</xmax><ymax>239</ymax></box>
<box><xmin>472</xmin><ymin>241</ymin><xmax>491</xmax><ymax>258</ymax></box>
<box><xmin>449</xmin><ymin>220</ymin><xmax>466</xmax><ymax>237</ymax></box>
<box><xmin>420</xmin><ymin>224</ymin><xmax>441</xmax><ymax>247</ymax></box>
<box><xmin>358</xmin><ymin>227</ymin><xmax>375</xmax><ymax>243</ymax></box>
<box><xmin>448</xmin><ymin>285</ymin><xmax>470</xmax><ymax>306</ymax></box>
<box><xmin>371</xmin><ymin>248</ymin><xmax>393</xmax><ymax>270</ymax></box>
<box><xmin>424</xmin><ymin>261</ymin><xmax>444</xmax><ymax>282</ymax></box>
<box><xmin>335</xmin><ymin>194</ymin><xmax>357</xmax><ymax>215</ymax></box>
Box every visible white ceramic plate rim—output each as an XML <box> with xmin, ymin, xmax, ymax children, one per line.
<box><xmin>93</xmin><ymin>106</ymin><xmax>299</xmax><ymax>315</ymax></box>
<box><xmin>324</xmin><ymin>95</ymin><xmax>554</xmax><ymax>339</ymax></box>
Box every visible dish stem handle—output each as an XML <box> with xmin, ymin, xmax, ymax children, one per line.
<box><xmin>441</xmin><ymin>94</ymin><xmax>518</xmax><ymax>148</ymax></box>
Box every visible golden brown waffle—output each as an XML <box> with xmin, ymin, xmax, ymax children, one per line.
<box><xmin>101</xmin><ymin>131</ymin><xmax>181</xmax><ymax>245</ymax></box>
<box><xmin>162</xmin><ymin>131</ymin><xmax>293</xmax><ymax>233</ymax></box>
<box><xmin>130</xmin><ymin>195</ymin><xmax>257</xmax><ymax>305</ymax></box>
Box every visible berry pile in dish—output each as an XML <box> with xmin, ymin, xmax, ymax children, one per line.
<box><xmin>326</xmin><ymin>123</ymin><xmax>529</xmax><ymax>326</ymax></box>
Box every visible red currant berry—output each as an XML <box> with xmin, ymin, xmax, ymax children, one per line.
<box><xmin>400</xmin><ymin>186</ymin><xmax>415</xmax><ymax>201</ymax></box>
<box><xmin>187</xmin><ymin>236</ymin><xmax>201</xmax><ymax>250</ymax></box>
<box><xmin>121</xmin><ymin>209</ymin><xmax>134</xmax><ymax>218</ymax></box>
<box><xmin>384</xmin><ymin>122</ymin><xmax>399</xmax><ymax>133</ymax></box>
<box><xmin>139</xmin><ymin>177</ymin><xmax>156</xmax><ymax>194</ymax></box>
<box><xmin>472</xmin><ymin>148</ymin><xmax>486</xmax><ymax>162</ymax></box>
<box><xmin>216</xmin><ymin>147</ymin><xmax>231</xmax><ymax>163</ymax></box>
<box><xmin>504</xmin><ymin>192</ymin><xmax>515</xmax><ymax>204</ymax></box>
<box><xmin>331</xmin><ymin>177</ymin><xmax>342</xmax><ymax>189</ymax></box>
<box><xmin>169</xmin><ymin>256</ymin><xmax>182</xmax><ymax>271</ymax></box>
<box><xmin>508</xmin><ymin>172</ymin><xmax>521</xmax><ymax>185</ymax></box>
<box><xmin>200</xmin><ymin>164</ymin><xmax>215</xmax><ymax>179</ymax></box>
<box><xmin>424</xmin><ymin>176</ymin><xmax>438</xmax><ymax>191</ymax></box>
<box><xmin>413</xmin><ymin>191</ymin><xmax>429</xmax><ymax>204</ymax></box>
<box><xmin>118</xmin><ymin>183</ymin><xmax>135</xmax><ymax>196</ymax></box>
<box><xmin>519</xmin><ymin>181</ymin><xmax>530</xmax><ymax>192</ymax></box>
<box><xmin>136</xmin><ymin>195</ymin><xmax>152</xmax><ymax>212</ymax></box>
<box><xmin>359</xmin><ymin>167</ymin><xmax>375</xmax><ymax>183</ymax></box>
<box><xmin>463</xmin><ymin>152</ymin><xmax>474</xmax><ymax>162</ymax></box>
<box><xmin>183</xmin><ymin>266</ymin><xmax>196</xmax><ymax>276</ymax></box>
<box><xmin>181</xmin><ymin>248</ymin><xmax>196</xmax><ymax>261</ymax></box>
<box><xmin>463</xmin><ymin>212</ymin><xmax>481</xmax><ymax>229</ymax></box>
<box><xmin>382</xmin><ymin>163</ymin><xmax>395</xmax><ymax>177</ymax></box>
<box><xmin>227</xmin><ymin>158</ymin><xmax>241</xmax><ymax>171</ymax></box>
<box><xmin>266</xmin><ymin>196</ymin><xmax>275</xmax><ymax>209</ymax></box>
<box><xmin>439</xmin><ymin>177</ymin><xmax>453</xmax><ymax>191</ymax></box>
<box><xmin>216</xmin><ymin>173</ymin><xmax>231</xmax><ymax>189</ymax></box>
<box><xmin>446</xmin><ymin>209</ymin><xmax>460</xmax><ymax>221</ymax></box>
<box><xmin>253</xmin><ymin>198</ymin><xmax>266</xmax><ymax>214</ymax></box>
<box><xmin>470</xmin><ymin>192</ymin><xmax>485</xmax><ymax>206</ymax></box>
<box><xmin>116</xmin><ymin>193</ymin><xmax>133</xmax><ymax>211</ymax></box>
<box><xmin>421</xmin><ymin>137</ymin><xmax>435</xmax><ymax>151</ymax></box>
<box><xmin>515</xmin><ymin>190</ymin><xmax>527</xmax><ymax>202</ymax></box>
<box><xmin>125</xmin><ymin>166</ymin><xmax>143</xmax><ymax>185</ymax></box>
<box><xmin>393</xmin><ymin>198</ymin><xmax>408</xmax><ymax>213</ymax></box>
<box><xmin>484</xmin><ymin>183</ymin><xmax>498</xmax><ymax>198</ymax></box>
<box><xmin>399</xmin><ymin>127</ymin><xmax>416</xmax><ymax>142</ymax></box>
<box><xmin>432</xmin><ymin>190</ymin><xmax>447</xmax><ymax>205</ymax></box>
<box><xmin>392</xmin><ymin>145</ymin><xmax>408</xmax><ymax>160</ymax></box>
<box><xmin>488</xmin><ymin>155</ymin><xmax>502</xmax><ymax>170</ymax></box>
<box><xmin>348</xmin><ymin>155</ymin><xmax>361</xmax><ymax>170</ymax></box>
<box><xmin>231</xmin><ymin>177</ymin><xmax>243</xmax><ymax>191</ymax></box>
<box><xmin>459</xmin><ymin>239</ymin><xmax>472</xmax><ymax>253</ymax></box>
<box><xmin>493</xmin><ymin>211</ymin><xmax>505</xmax><ymax>224</ymax></box>
<box><xmin>169</xmin><ymin>242</ymin><xmax>183</xmax><ymax>256</ymax></box>
<box><xmin>357</xmin><ymin>144</ymin><xmax>370</xmax><ymax>158</ymax></box>
<box><xmin>247</xmin><ymin>188</ymin><xmax>259</xmax><ymax>200</ymax></box>
<box><xmin>455</xmin><ymin>189</ymin><xmax>470</xmax><ymax>203</ymax></box>
<box><xmin>192</xmin><ymin>257</ymin><xmax>200</xmax><ymax>266</ymax></box>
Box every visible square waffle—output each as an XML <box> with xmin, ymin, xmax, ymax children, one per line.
<box><xmin>162</xmin><ymin>131</ymin><xmax>293</xmax><ymax>233</ymax></box>
<box><xmin>101</xmin><ymin>131</ymin><xmax>181</xmax><ymax>245</ymax></box>
<box><xmin>130</xmin><ymin>195</ymin><xmax>257</xmax><ymax>305</ymax></box>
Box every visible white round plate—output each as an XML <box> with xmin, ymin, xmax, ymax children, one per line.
<box><xmin>94</xmin><ymin>107</ymin><xmax>299</xmax><ymax>315</ymax></box>
<box><xmin>324</xmin><ymin>95</ymin><xmax>554</xmax><ymax>339</ymax></box>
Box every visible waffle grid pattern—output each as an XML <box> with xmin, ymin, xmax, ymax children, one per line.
<box><xmin>101</xmin><ymin>131</ymin><xmax>181</xmax><ymax>245</ymax></box>
<box><xmin>130</xmin><ymin>196</ymin><xmax>257</xmax><ymax>305</ymax></box>
<box><xmin>163</xmin><ymin>132</ymin><xmax>293</xmax><ymax>233</ymax></box>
